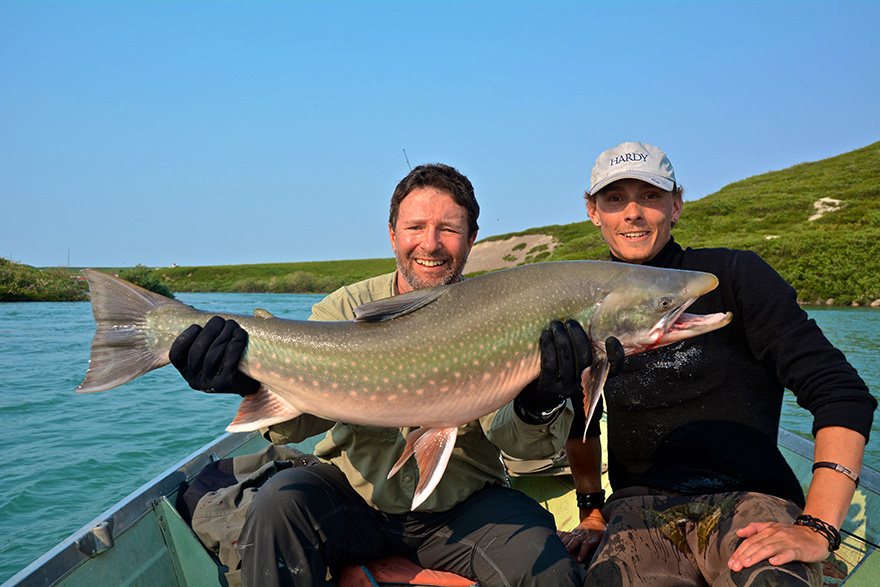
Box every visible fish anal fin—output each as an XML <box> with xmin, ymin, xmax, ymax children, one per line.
<box><xmin>388</xmin><ymin>428</ymin><xmax>423</xmax><ymax>480</ymax></box>
<box><xmin>581</xmin><ymin>359</ymin><xmax>610</xmax><ymax>442</ymax></box>
<box><xmin>387</xmin><ymin>427</ymin><xmax>458</xmax><ymax>510</ymax></box>
<box><xmin>226</xmin><ymin>386</ymin><xmax>303</xmax><ymax>432</ymax></box>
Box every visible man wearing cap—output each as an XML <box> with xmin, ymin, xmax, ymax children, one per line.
<box><xmin>562</xmin><ymin>142</ymin><xmax>875</xmax><ymax>586</ymax></box>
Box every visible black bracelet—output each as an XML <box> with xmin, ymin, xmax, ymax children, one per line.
<box><xmin>576</xmin><ymin>490</ymin><xmax>605</xmax><ymax>509</ymax></box>
<box><xmin>794</xmin><ymin>514</ymin><xmax>841</xmax><ymax>552</ymax></box>
<box><xmin>812</xmin><ymin>461</ymin><xmax>860</xmax><ymax>487</ymax></box>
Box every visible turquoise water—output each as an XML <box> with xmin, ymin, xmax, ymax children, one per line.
<box><xmin>0</xmin><ymin>293</ymin><xmax>322</xmax><ymax>584</ymax></box>
<box><xmin>0</xmin><ymin>295</ymin><xmax>878</xmax><ymax>583</ymax></box>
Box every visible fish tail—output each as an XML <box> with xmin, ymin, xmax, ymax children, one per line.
<box><xmin>76</xmin><ymin>269</ymin><xmax>182</xmax><ymax>393</ymax></box>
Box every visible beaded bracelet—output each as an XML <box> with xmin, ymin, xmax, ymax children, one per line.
<box><xmin>794</xmin><ymin>514</ymin><xmax>841</xmax><ymax>551</ymax></box>
<box><xmin>576</xmin><ymin>490</ymin><xmax>605</xmax><ymax>509</ymax></box>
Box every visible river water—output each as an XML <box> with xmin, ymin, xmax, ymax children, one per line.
<box><xmin>0</xmin><ymin>294</ymin><xmax>878</xmax><ymax>583</ymax></box>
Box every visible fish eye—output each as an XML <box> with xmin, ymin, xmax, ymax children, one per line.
<box><xmin>658</xmin><ymin>296</ymin><xmax>673</xmax><ymax>309</ymax></box>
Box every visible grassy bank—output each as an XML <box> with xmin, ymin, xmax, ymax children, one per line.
<box><xmin>59</xmin><ymin>258</ymin><xmax>399</xmax><ymax>295</ymax></box>
<box><xmin>148</xmin><ymin>258</ymin><xmax>399</xmax><ymax>293</ymax></box>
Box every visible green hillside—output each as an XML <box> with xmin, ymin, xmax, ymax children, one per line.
<box><xmin>489</xmin><ymin>141</ymin><xmax>880</xmax><ymax>305</ymax></box>
<box><xmin>7</xmin><ymin>141</ymin><xmax>879</xmax><ymax>305</ymax></box>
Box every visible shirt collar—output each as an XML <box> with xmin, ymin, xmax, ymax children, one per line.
<box><xmin>609</xmin><ymin>237</ymin><xmax>682</xmax><ymax>268</ymax></box>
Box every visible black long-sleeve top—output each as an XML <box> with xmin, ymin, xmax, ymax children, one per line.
<box><xmin>580</xmin><ymin>238</ymin><xmax>875</xmax><ymax>508</ymax></box>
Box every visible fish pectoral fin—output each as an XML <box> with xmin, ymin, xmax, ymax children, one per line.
<box><xmin>225</xmin><ymin>386</ymin><xmax>303</xmax><ymax>432</ymax></box>
<box><xmin>581</xmin><ymin>359</ymin><xmax>610</xmax><ymax>442</ymax></box>
<box><xmin>354</xmin><ymin>286</ymin><xmax>446</xmax><ymax>322</ymax></box>
<box><xmin>387</xmin><ymin>427</ymin><xmax>458</xmax><ymax>510</ymax></box>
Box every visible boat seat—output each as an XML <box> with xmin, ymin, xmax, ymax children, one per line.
<box><xmin>339</xmin><ymin>555</ymin><xmax>477</xmax><ymax>586</ymax></box>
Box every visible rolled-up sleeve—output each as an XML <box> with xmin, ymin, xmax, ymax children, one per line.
<box><xmin>481</xmin><ymin>400</ymin><xmax>573</xmax><ymax>460</ymax></box>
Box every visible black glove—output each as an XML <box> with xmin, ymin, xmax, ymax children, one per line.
<box><xmin>169</xmin><ymin>316</ymin><xmax>260</xmax><ymax>396</ymax></box>
<box><xmin>516</xmin><ymin>320</ymin><xmax>593</xmax><ymax>424</ymax></box>
<box><xmin>606</xmin><ymin>336</ymin><xmax>625</xmax><ymax>377</ymax></box>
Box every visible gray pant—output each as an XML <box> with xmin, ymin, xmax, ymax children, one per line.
<box><xmin>239</xmin><ymin>462</ymin><xmax>583</xmax><ymax>587</ymax></box>
<box><xmin>586</xmin><ymin>491</ymin><xmax>823</xmax><ymax>587</ymax></box>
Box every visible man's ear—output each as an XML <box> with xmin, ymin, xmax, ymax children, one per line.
<box><xmin>586</xmin><ymin>201</ymin><xmax>601</xmax><ymax>227</ymax></box>
<box><xmin>672</xmin><ymin>193</ymin><xmax>683</xmax><ymax>224</ymax></box>
<box><xmin>466</xmin><ymin>230</ymin><xmax>478</xmax><ymax>253</ymax></box>
<box><xmin>388</xmin><ymin>222</ymin><xmax>397</xmax><ymax>250</ymax></box>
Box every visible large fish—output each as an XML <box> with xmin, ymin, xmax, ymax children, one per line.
<box><xmin>78</xmin><ymin>262</ymin><xmax>732</xmax><ymax>508</ymax></box>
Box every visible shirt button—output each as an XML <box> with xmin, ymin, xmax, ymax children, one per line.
<box><xmin>403</xmin><ymin>476</ymin><xmax>412</xmax><ymax>483</ymax></box>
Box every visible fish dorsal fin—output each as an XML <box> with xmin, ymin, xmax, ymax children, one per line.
<box><xmin>253</xmin><ymin>308</ymin><xmax>275</xmax><ymax>319</ymax></box>
<box><xmin>354</xmin><ymin>286</ymin><xmax>446</xmax><ymax>323</ymax></box>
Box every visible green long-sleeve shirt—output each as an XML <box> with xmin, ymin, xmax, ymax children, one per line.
<box><xmin>264</xmin><ymin>271</ymin><xmax>572</xmax><ymax>513</ymax></box>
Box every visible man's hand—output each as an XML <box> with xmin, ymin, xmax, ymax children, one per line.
<box><xmin>727</xmin><ymin>521</ymin><xmax>830</xmax><ymax>571</ymax></box>
<box><xmin>169</xmin><ymin>316</ymin><xmax>260</xmax><ymax>396</ymax></box>
<box><xmin>558</xmin><ymin>511</ymin><xmax>607</xmax><ymax>563</ymax></box>
<box><xmin>516</xmin><ymin>320</ymin><xmax>592</xmax><ymax>422</ymax></box>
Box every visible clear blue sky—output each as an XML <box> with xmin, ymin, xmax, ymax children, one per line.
<box><xmin>2</xmin><ymin>1</ymin><xmax>878</xmax><ymax>268</ymax></box>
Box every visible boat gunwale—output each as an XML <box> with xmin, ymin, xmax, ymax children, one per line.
<box><xmin>2</xmin><ymin>431</ymin><xmax>260</xmax><ymax>587</ymax></box>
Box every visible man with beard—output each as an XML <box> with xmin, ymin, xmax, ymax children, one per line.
<box><xmin>169</xmin><ymin>163</ymin><xmax>590</xmax><ymax>586</ymax></box>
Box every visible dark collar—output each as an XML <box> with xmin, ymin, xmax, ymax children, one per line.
<box><xmin>609</xmin><ymin>237</ymin><xmax>683</xmax><ymax>268</ymax></box>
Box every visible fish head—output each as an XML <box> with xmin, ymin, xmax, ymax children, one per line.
<box><xmin>589</xmin><ymin>266</ymin><xmax>732</xmax><ymax>357</ymax></box>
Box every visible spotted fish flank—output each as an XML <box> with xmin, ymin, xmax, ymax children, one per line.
<box><xmin>77</xmin><ymin>261</ymin><xmax>732</xmax><ymax>509</ymax></box>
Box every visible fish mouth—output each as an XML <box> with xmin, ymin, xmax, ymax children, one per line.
<box><xmin>646</xmin><ymin>298</ymin><xmax>732</xmax><ymax>351</ymax></box>
<box><xmin>640</xmin><ymin>270</ymin><xmax>732</xmax><ymax>352</ymax></box>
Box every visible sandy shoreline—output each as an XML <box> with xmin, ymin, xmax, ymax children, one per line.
<box><xmin>464</xmin><ymin>234</ymin><xmax>557</xmax><ymax>274</ymax></box>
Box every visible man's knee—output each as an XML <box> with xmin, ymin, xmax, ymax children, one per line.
<box><xmin>240</xmin><ymin>465</ymin><xmax>346</xmax><ymax>586</ymax></box>
<box><xmin>245</xmin><ymin>463</ymin><xmax>344</xmax><ymax>536</ymax></box>
<box><xmin>720</xmin><ymin>560</ymin><xmax>823</xmax><ymax>587</ymax></box>
<box><xmin>585</xmin><ymin>559</ymin><xmax>624</xmax><ymax>587</ymax></box>
<box><xmin>247</xmin><ymin>468</ymin><xmax>302</xmax><ymax>523</ymax></box>
<box><xmin>436</xmin><ymin>487</ymin><xmax>582</xmax><ymax>586</ymax></box>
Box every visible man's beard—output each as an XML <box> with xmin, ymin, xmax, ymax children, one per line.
<box><xmin>395</xmin><ymin>249</ymin><xmax>467</xmax><ymax>291</ymax></box>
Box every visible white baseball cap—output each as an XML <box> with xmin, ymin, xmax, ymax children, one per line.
<box><xmin>589</xmin><ymin>141</ymin><xmax>677</xmax><ymax>195</ymax></box>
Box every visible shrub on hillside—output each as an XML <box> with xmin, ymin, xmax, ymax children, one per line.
<box><xmin>0</xmin><ymin>259</ymin><xmax>88</xmax><ymax>302</ymax></box>
<box><xmin>119</xmin><ymin>265</ymin><xmax>175</xmax><ymax>299</ymax></box>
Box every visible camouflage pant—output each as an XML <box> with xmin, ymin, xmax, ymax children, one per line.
<box><xmin>585</xmin><ymin>491</ymin><xmax>823</xmax><ymax>587</ymax></box>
